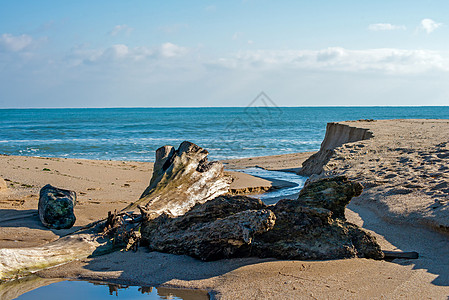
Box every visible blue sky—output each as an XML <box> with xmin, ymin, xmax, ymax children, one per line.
<box><xmin>1</xmin><ymin>0</ymin><xmax>449</xmax><ymax>107</ymax></box>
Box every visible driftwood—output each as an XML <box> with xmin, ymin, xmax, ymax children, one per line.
<box><xmin>0</xmin><ymin>142</ymin><xmax>388</xmax><ymax>281</ymax></box>
<box><xmin>0</xmin><ymin>232</ymin><xmax>104</xmax><ymax>281</ymax></box>
<box><xmin>0</xmin><ymin>211</ymin><xmax>143</xmax><ymax>281</ymax></box>
<box><xmin>382</xmin><ymin>250</ymin><xmax>419</xmax><ymax>259</ymax></box>
<box><xmin>125</xmin><ymin>141</ymin><xmax>231</xmax><ymax>219</ymax></box>
<box><xmin>140</xmin><ymin>176</ymin><xmax>384</xmax><ymax>261</ymax></box>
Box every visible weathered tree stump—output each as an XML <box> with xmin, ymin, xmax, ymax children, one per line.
<box><xmin>38</xmin><ymin>184</ymin><xmax>77</xmax><ymax>229</ymax></box>
<box><xmin>125</xmin><ymin>141</ymin><xmax>232</xmax><ymax>219</ymax></box>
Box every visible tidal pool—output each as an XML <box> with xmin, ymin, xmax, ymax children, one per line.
<box><xmin>3</xmin><ymin>276</ymin><xmax>209</xmax><ymax>300</ymax></box>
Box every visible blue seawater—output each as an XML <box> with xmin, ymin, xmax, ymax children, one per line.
<box><xmin>0</xmin><ymin>107</ymin><xmax>448</xmax><ymax>161</ymax></box>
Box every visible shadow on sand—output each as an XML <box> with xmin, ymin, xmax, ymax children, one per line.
<box><xmin>0</xmin><ymin>208</ymin><xmax>83</xmax><ymax>237</ymax></box>
<box><xmin>348</xmin><ymin>201</ymin><xmax>449</xmax><ymax>286</ymax></box>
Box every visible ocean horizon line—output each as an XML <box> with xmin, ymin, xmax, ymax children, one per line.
<box><xmin>1</xmin><ymin>105</ymin><xmax>449</xmax><ymax>110</ymax></box>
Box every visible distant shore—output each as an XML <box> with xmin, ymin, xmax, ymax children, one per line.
<box><xmin>1</xmin><ymin>119</ymin><xmax>449</xmax><ymax>299</ymax></box>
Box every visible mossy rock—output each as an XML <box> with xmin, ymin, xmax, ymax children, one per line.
<box><xmin>38</xmin><ymin>184</ymin><xmax>76</xmax><ymax>229</ymax></box>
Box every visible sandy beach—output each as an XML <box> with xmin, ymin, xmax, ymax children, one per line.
<box><xmin>1</xmin><ymin>119</ymin><xmax>449</xmax><ymax>299</ymax></box>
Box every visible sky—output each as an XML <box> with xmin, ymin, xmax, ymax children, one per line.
<box><xmin>1</xmin><ymin>0</ymin><xmax>449</xmax><ymax>108</ymax></box>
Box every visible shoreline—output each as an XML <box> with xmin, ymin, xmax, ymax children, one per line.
<box><xmin>1</xmin><ymin>119</ymin><xmax>449</xmax><ymax>298</ymax></box>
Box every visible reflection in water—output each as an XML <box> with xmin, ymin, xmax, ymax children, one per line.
<box><xmin>138</xmin><ymin>286</ymin><xmax>153</xmax><ymax>295</ymax></box>
<box><xmin>103</xmin><ymin>283</ymin><xmax>152</xmax><ymax>297</ymax></box>
<box><xmin>0</xmin><ymin>275</ymin><xmax>63</xmax><ymax>300</ymax></box>
<box><xmin>10</xmin><ymin>278</ymin><xmax>209</xmax><ymax>300</ymax></box>
<box><xmin>237</xmin><ymin>167</ymin><xmax>308</xmax><ymax>204</ymax></box>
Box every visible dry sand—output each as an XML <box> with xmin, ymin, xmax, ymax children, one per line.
<box><xmin>324</xmin><ymin>119</ymin><xmax>449</xmax><ymax>234</ymax></box>
<box><xmin>1</xmin><ymin>119</ymin><xmax>449</xmax><ymax>299</ymax></box>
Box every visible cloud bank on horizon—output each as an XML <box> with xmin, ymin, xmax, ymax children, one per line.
<box><xmin>0</xmin><ymin>1</ymin><xmax>448</xmax><ymax>107</ymax></box>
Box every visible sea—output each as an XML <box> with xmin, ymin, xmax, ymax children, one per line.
<box><xmin>1</xmin><ymin>107</ymin><xmax>448</xmax><ymax>162</ymax></box>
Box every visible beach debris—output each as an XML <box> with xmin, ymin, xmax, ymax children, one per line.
<box><xmin>140</xmin><ymin>176</ymin><xmax>383</xmax><ymax>261</ymax></box>
<box><xmin>125</xmin><ymin>141</ymin><xmax>232</xmax><ymax>219</ymax></box>
<box><xmin>0</xmin><ymin>232</ymin><xmax>107</xmax><ymax>281</ymax></box>
<box><xmin>101</xmin><ymin>210</ymin><xmax>142</xmax><ymax>251</ymax></box>
<box><xmin>0</xmin><ymin>209</ymin><xmax>142</xmax><ymax>281</ymax></box>
<box><xmin>0</xmin><ymin>208</ymin><xmax>146</xmax><ymax>281</ymax></box>
<box><xmin>141</xmin><ymin>195</ymin><xmax>275</xmax><ymax>260</ymax></box>
<box><xmin>382</xmin><ymin>250</ymin><xmax>419</xmax><ymax>259</ymax></box>
<box><xmin>38</xmin><ymin>184</ymin><xmax>77</xmax><ymax>229</ymax></box>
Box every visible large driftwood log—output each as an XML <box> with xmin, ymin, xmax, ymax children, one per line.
<box><xmin>0</xmin><ymin>234</ymin><xmax>101</xmax><ymax>280</ymax></box>
<box><xmin>141</xmin><ymin>176</ymin><xmax>384</xmax><ymax>261</ymax></box>
<box><xmin>0</xmin><ymin>211</ymin><xmax>140</xmax><ymax>281</ymax></box>
<box><xmin>125</xmin><ymin>141</ymin><xmax>231</xmax><ymax>219</ymax></box>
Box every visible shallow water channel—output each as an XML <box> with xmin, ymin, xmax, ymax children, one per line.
<box><xmin>237</xmin><ymin>167</ymin><xmax>308</xmax><ymax>204</ymax></box>
<box><xmin>5</xmin><ymin>169</ymin><xmax>306</xmax><ymax>300</ymax></box>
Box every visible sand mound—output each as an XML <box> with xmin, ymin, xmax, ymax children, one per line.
<box><xmin>302</xmin><ymin>119</ymin><xmax>449</xmax><ymax>233</ymax></box>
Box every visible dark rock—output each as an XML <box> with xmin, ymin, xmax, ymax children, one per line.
<box><xmin>141</xmin><ymin>195</ymin><xmax>270</xmax><ymax>260</ymax></box>
<box><xmin>38</xmin><ymin>184</ymin><xmax>76</xmax><ymax>229</ymax></box>
<box><xmin>141</xmin><ymin>177</ymin><xmax>383</xmax><ymax>261</ymax></box>
<box><xmin>296</xmin><ymin>176</ymin><xmax>363</xmax><ymax>220</ymax></box>
<box><xmin>250</xmin><ymin>176</ymin><xmax>380</xmax><ymax>260</ymax></box>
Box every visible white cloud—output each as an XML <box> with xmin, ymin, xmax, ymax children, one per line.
<box><xmin>0</xmin><ymin>33</ymin><xmax>33</xmax><ymax>52</ymax></box>
<box><xmin>109</xmin><ymin>24</ymin><xmax>134</xmax><ymax>36</ymax></box>
<box><xmin>67</xmin><ymin>42</ymin><xmax>187</xmax><ymax>65</ymax></box>
<box><xmin>368</xmin><ymin>23</ymin><xmax>406</xmax><ymax>31</ymax></box>
<box><xmin>420</xmin><ymin>18</ymin><xmax>443</xmax><ymax>34</ymax></box>
<box><xmin>212</xmin><ymin>47</ymin><xmax>449</xmax><ymax>74</ymax></box>
<box><xmin>159</xmin><ymin>42</ymin><xmax>187</xmax><ymax>58</ymax></box>
<box><xmin>3</xmin><ymin>42</ymin><xmax>449</xmax><ymax>107</ymax></box>
<box><xmin>103</xmin><ymin>44</ymin><xmax>129</xmax><ymax>59</ymax></box>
